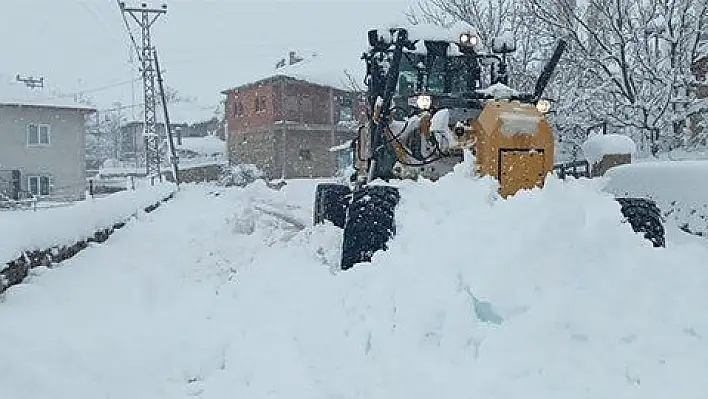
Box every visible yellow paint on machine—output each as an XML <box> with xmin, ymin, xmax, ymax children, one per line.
<box><xmin>470</xmin><ymin>100</ymin><xmax>555</xmax><ymax>197</ymax></box>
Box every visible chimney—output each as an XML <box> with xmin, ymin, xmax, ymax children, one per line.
<box><xmin>289</xmin><ymin>51</ymin><xmax>303</xmax><ymax>65</ymax></box>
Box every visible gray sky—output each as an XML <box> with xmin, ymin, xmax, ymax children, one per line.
<box><xmin>1</xmin><ymin>0</ymin><xmax>415</xmax><ymax>121</ymax></box>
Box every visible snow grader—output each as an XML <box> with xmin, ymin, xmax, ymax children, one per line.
<box><xmin>314</xmin><ymin>23</ymin><xmax>665</xmax><ymax>270</ymax></box>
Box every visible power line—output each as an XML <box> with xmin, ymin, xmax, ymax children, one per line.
<box><xmin>57</xmin><ymin>78</ymin><xmax>141</xmax><ymax>98</ymax></box>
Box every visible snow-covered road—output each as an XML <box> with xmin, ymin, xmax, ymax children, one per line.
<box><xmin>1</xmin><ymin>173</ymin><xmax>707</xmax><ymax>398</ymax></box>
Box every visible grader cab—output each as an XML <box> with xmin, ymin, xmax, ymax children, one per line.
<box><xmin>314</xmin><ymin>23</ymin><xmax>665</xmax><ymax>270</ymax></box>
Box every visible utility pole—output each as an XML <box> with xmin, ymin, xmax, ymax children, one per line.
<box><xmin>154</xmin><ymin>49</ymin><xmax>180</xmax><ymax>187</ymax></box>
<box><xmin>119</xmin><ymin>1</ymin><xmax>167</xmax><ymax>184</ymax></box>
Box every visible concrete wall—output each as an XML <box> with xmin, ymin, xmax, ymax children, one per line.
<box><xmin>0</xmin><ymin>105</ymin><xmax>88</xmax><ymax>201</ymax></box>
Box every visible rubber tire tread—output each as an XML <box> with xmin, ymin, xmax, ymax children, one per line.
<box><xmin>341</xmin><ymin>185</ymin><xmax>400</xmax><ymax>270</ymax></box>
<box><xmin>616</xmin><ymin>197</ymin><xmax>666</xmax><ymax>248</ymax></box>
<box><xmin>313</xmin><ymin>183</ymin><xmax>352</xmax><ymax>229</ymax></box>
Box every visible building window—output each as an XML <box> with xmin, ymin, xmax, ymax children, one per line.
<box><xmin>234</xmin><ymin>102</ymin><xmax>244</xmax><ymax>117</ymax></box>
<box><xmin>285</xmin><ymin>96</ymin><xmax>299</xmax><ymax>112</ymax></box>
<box><xmin>255</xmin><ymin>96</ymin><xmax>267</xmax><ymax>113</ymax></box>
<box><xmin>339</xmin><ymin>106</ymin><xmax>354</xmax><ymax>122</ymax></box>
<box><xmin>300</xmin><ymin>96</ymin><xmax>312</xmax><ymax>113</ymax></box>
<box><xmin>27</xmin><ymin>175</ymin><xmax>51</xmax><ymax>197</ymax></box>
<box><xmin>27</xmin><ymin>123</ymin><xmax>51</xmax><ymax>146</ymax></box>
<box><xmin>298</xmin><ymin>149</ymin><xmax>312</xmax><ymax>161</ymax></box>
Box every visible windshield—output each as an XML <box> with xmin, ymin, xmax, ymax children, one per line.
<box><xmin>396</xmin><ymin>51</ymin><xmax>477</xmax><ymax>96</ymax></box>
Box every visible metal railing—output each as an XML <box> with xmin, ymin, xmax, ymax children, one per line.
<box><xmin>553</xmin><ymin>160</ymin><xmax>591</xmax><ymax>179</ymax></box>
<box><xmin>0</xmin><ymin>190</ymin><xmax>38</xmax><ymax>211</ymax></box>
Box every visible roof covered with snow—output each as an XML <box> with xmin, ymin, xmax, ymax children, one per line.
<box><xmin>225</xmin><ymin>53</ymin><xmax>361</xmax><ymax>93</ymax></box>
<box><xmin>177</xmin><ymin>135</ymin><xmax>225</xmax><ymax>156</ymax></box>
<box><xmin>0</xmin><ymin>74</ymin><xmax>95</xmax><ymax>112</ymax></box>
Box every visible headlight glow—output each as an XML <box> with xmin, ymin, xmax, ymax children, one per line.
<box><xmin>416</xmin><ymin>95</ymin><xmax>432</xmax><ymax>110</ymax></box>
<box><xmin>459</xmin><ymin>32</ymin><xmax>479</xmax><ymax>47</ymax></box>
<box><xmin>536</xmin><ymin>99</ymin><xmax>551</xmax><ymax>113</ymax></box>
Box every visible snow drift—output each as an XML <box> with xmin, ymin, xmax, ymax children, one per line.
<box><xmin>604</xmin><ymin>160</ymin><xmax>708</xmax><ymax>236</ymax></box>
<box><xmin>0</xmin><ymin>183</ymin><xmax>175</xmax><ymax>265</ymax></box>
<box><xmin>0</xmin><ymin>171</ymin><xmax>707</xmax><ymax>399</ymax></box>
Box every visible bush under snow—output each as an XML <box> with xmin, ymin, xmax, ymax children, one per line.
<box><xmin>217</xmin><ymin>164</ymin><xmax>265</xmax><ymax>187</ymax></box>
<box><xmin>0</xmin><ymin>183</ymin><xmax>175</xmax><ymax>265</ymax></box>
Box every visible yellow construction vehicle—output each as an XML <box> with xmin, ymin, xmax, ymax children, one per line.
<box><xmin>313</xmin><ymin>23</ymin><xmax>665</xmax><ymax>270</ymax></box>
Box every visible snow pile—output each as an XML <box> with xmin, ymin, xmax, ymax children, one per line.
<box><xmin>239</xmin><ymin>52</ymin><xmax>355</xmax><ymax>92</ymax></box>
<box><xmin>214</xmin><ymin>175</ymin><xmax>708</xmax><ymax>397</ymax></box>
<box><xmin>177</xmin><ymin>136</ymin><xmax>225</xmax><ymax>157</ymax></box>
<box><xmin>218</xmin><ymin>164</ymin><xmax>265</xmax><ymax>187</ymax></box>
<box><xmin>0</xmin><ymin>183</ymin><xmax>175</xmax><ymax>264</ymax></box>
<box><xmin>329</xmin><ymin>140</ymin><xmax>352</xmax><ymax>152</ymax></box>
<box><xmin>1</xmin><ymin>173</ymin><xmax>707</xmax><ymax>398</ymax></box>
<box><xmin>582</xmin><ymin>133</ymin><xmax>637</xmax><ymax>165</ymax></box>
<box><xmin>0</xmin><ymin>74</ymin><xmax>93</xmax><ymax>110</ymax></box>
<box><xmin>499</xmin><ymin>111</ymin><xmax>540</xmax><ymax>135</ymax></box>
<box><xmin>477</xmin><ymin>82</ymin><xmax>520</xmax><ymax>98</ymax></box>
<box><xmin>604</xmin><ymin>160</ymin><xmax>708</xmax><ymax>236</ymax></box>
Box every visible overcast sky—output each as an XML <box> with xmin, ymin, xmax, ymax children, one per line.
<box><xmin>1</xmin><ymin>0</ymin><xmax>415</xmax><ymax>121</ymax></box>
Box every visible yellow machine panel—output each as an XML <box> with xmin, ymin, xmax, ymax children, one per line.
<box><xmin>471</xmin><ymin>100</ymin><xmax>555</xmax><ymax>197</ymax></box>
<box><xmin>499</xmin><ymin>150</ymin><xmax>546</xmax><ymax>197</ymax></box>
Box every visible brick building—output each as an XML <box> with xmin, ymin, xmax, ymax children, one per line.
<box><xmin>222</xmin><ymin>53</ymin><xmax>362</xmax><ymax>179</ymax></box>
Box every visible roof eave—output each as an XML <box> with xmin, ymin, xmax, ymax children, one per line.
<box><xmin>222</xmin><ymin>74</ymin><xmax>355</xmax><ymax>95</ymax></box>
<box><xmin>0</xmin><ymin>102</ymin><xmax>97</xmax><ymax>113</ymax></box>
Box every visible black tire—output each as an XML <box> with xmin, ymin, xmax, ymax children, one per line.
<box><xmin>313</xmin><ymin>183</ymin><xmax>352</xmax><ymax>228</ymax></box>
<box><xmin>341</xmin><ymin>185</ymin><xmax>400</xmax><ymax>270</ymax></box>
<box><xmin>616</xmin><ymin>197</ymin><xmax>666</xmax><ymax>248</ymax></box>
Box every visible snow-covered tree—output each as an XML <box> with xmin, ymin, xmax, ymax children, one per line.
<box><xmin>526</xmin><ymin>0</ymin><xmax>706</xmax><ymax>153</ymax></box>
<box><xmin>85</xmin><ymin>104</ymin><xmax>128</xmax><ymax>168</ymax></box>
<box><xmin>410</xmin><ymin>0</ymin><xmax>707</xmax><ymax>155</ymax></box>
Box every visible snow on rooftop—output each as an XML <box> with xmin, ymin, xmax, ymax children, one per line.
<box><xmin>232</xmin><ymin>52</ymin><xmax>361</xmax><ymax>92</ymax></box>
<box><xmin>177</xmin><ymin>135</ymin><xmax>225</xmax><ymax>156</ymax></box>
<box><xmin>581</xmin><ymin>134</ymin><xmax>637</xmax><ymax>165</ymax></box>
<box><xmin>0</xmin><ymin>74</ymin><xmax>94</xmax><ymax>111</ymax></box>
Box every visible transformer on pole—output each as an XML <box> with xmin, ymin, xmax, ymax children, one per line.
<box><xmin>119</xmin><ymin>2</ymin><xmax>167</xmax><ymax>184</ymax></box>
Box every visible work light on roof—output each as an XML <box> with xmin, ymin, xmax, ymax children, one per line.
<box><xmin>459</xmin><ymin>32</ymin><xmax>478</xmax><ymax>47</ymax></box>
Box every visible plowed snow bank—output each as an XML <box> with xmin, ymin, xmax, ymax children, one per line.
<box><xmin>1</xmin><ymin>174</ymin><xmax>706</xmax><ymax>399</ymax></box>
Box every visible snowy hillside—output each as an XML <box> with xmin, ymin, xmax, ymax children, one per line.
<box><xmin>1</xmin><ymin>169</ymin><xmax>707</xmax><ymax>398</ymax></box>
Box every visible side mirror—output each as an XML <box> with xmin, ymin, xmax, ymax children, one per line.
<box><xmin>492</xmin><ymin>35</ymin><xmax>516</xmax><ymax>54</ymax></box>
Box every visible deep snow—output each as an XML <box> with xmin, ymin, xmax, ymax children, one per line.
<box><xmin>0</xmin><ymin>171</ymin><xmax>707</xmax><ymax>399</ymax></box>
<box><xmin>0</xmin><ymin>183</ymin><xmax>175</xmax><ymax>265</ymax></box>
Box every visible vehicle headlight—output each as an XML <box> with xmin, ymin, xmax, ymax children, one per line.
<box><xmin>459</xmin><ymin>33</ymin><xmax>479</xmax><ymax>46</ymax></box>
<box><xmin>536</xmin><ymin>99</ymin><xmax>551</xmax><ymax>113</ymax></box>
<box><xmin>416</xmin><ymin>95</ymin><xmax>432</xmax><ymax>110</ymax></box>
<box><xmin>406</xmin><ymin>94</ymin><xmax>433</xmax><ymax>110</ymax></box>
